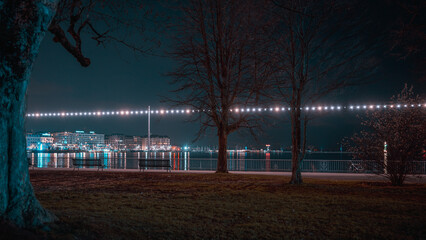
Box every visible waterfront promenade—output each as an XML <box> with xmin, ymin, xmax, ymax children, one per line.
<box><xmin>30</xmin><ymin>167</ymin><xmax>426</xmax><ymax>184</ymax></box>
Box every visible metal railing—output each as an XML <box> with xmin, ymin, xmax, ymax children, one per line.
<box><xmin>27</xmin><ymin>154</ymin><xmax>426</xmax><ymax>174</ymax></box>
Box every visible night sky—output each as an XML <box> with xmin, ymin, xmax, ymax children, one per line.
<box><xmin>25</xmin><ymin>1</ymin><xmax>424</xmax><ymax>150</ymax></box>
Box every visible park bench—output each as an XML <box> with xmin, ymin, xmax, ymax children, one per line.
<box><xmin>138</xmin><ymin>159</ymin><xmax>171</xmax><ymax>172</ymax></box>
<box><xmin>72</xmin><ymin>158</ymin><xmax>104</xmax><ymax>171</ymax></box>
<box><xmin>28</xmin><ymin>157</ymin><xmax>35</xmax><ymax>169</ymax></box>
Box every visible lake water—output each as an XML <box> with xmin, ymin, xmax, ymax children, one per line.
<box><xmin>28</xmin><ymin>151</ymin><xmax>361</xmax><ymax>172</ymax></box>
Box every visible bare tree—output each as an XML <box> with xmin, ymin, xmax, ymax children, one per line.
<box><xmin>0</xmin><ymin>0</ymin><xmax>155</xmax><ymax>228</ymax></box>
<box><xmin>271</xmin><ymin>0</ymin><xmax>376</xmax><ymax>184</ymax></box>
<box><xmin>48</xmin><ymin>0</ymin><xmax>159</xmax><ymax>66</ymax></box>
<box><xmin>388</xmin><ymin>1</ymin><xmax>426</xmax><ymax>82</ymax></box>
<box><xmin>167</xmin><ymin>0</ymin><xmax>273</xmax><ymax>173</ymax></box>
<box><xmin>347</xmin><ymin>85</ymin><xmax>425</xmax><ymax>186</ymax></box>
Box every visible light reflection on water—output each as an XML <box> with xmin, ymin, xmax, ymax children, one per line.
<box><xmin>27</xmin><ymin>151</ymin><xmax>355</xmax><ymax>172</ymax></box>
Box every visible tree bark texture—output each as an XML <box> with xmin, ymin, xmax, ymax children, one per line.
<box><xmin>216</xmin><ymin>126</ymin><xmax>228</xmax><ymax>173</ymax></box>
<box><xmin>0</xmin><ymin>0</ymin><xmax>57</xmax><ymax>227</ymax></box>
<box><xmin>289</xmin><ymin>108</ymin><xmax>303</xmax><ymax>184</ymax></box>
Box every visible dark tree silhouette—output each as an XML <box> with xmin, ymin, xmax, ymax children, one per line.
<box><xmin>0</xmin><ymin>0</ymin><xmax>58</xmax><ymax>228</ymax></box>
<box><xmin>271</xmin><ymin>0</ymin><xmax>375</xmax><ymax>184</ymax></box>
<box><xmin>347</xmin><ymin>85</ymin><xmax>425</xmax><ymax>186</ymax></box>
<box><xmin>388</xmin><ymin>1</ymin><xmax>426</xmax><ymax>82</ymax></box>
<box><xmin>0</xmin><ymin>0</ymin><xmax>154</xmax><ymax>228</ymax></box>
<box><xmin>167</xmin><ymin>0</ymin><xmax>272</xmax><ymax>173</ymax></box>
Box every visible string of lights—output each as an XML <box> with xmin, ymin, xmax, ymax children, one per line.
<box><xmin>26</xmin><ymin>103</ymin><xmax>426</xmax><ymax>118</ymax></box>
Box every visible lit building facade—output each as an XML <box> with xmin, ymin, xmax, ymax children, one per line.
<box><xmin>141</xmin><ymin>135</ymin><xmax>171</xmax><ymax>151</ymax></box>
<box><xmin>26</xmin><ymin>133</ymin><xmax>54</xmax><ymax>150</ymax></box>
<box><xmin>105</xmin><ymin>134</ymin><xmax>126</xmax><ymax>150</ymax></box>
<box><xmin>51</xmin><ymin>131</ymin><xmax>104</xmax><ymax>150</ymax></box>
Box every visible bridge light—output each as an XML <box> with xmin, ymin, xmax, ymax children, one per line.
<box><xmin>312</xmin><ymin>107</ymin><xmax>316</xmax><ymax>111</ymax></box>
<box><xmin>275</xmin><ymin>107</ymin><xmax>279</xmax><ymax>112</ymax></box>
<box><xmin>376</xmin><ymin>105</ymin><xmax>380</xmax><ymax>109</ymax></box>
<box><xmin>247</xmin><ymin>108</ymin><xmax>250</xmax><ymax>112</ymax></box>
<box><xmin>258</xmin><ymin>108</ymin><xmax>262</xmax><ymax>112</ymax></box>
<box><xmin>349</xmin><ymin>106</ymin><xmax>354</xmax><ymax>110</ymax></box>
<box><xmin>130</xmin><ymin>111</ymin><xmax>134</xmax><ymax>114</ymax></box>
<box><xmin>186</xmin><ymin>109</ymin><xmax>190</xmax><ymax>113</ymax></box>
<box><xmin>324</xmin><ymin>106</ymin><xmax>328</xmax><ymax>110</ymax></box>
<box><xmin>305</xmin><ymin>107</ymin><xmax>309</xmax><ymax>111</ymax></box>
<box><xmin>403</xmin><ymin>104</ymin><xmax>407</xmax><ymax>107</ymax></box>
<box><xmin>369</xmin><ymin>105</ymin><xmax>374</xmax><ymax>109</ymax></box>
<box><xmin>337</xmin><ymin>106</ymin><xmax>341</xmax><ymax>110</ymax></box>
<box><xmin>241</xmin><ymin>108</ymin><xmax>245</xmax><ymax>112</ymax></box>
<box><xmin>235</xmin><ymin>108</ymin><xmax>239</xmax><ymax>112</ymax></box>
<box><xmin>253</xmin><ymin>108</ymin><xmax>256</xmax><ymax>112</ymax></box>
<box><xmin>330</xmin><ymin>106</ymin><xmax>334</xmax><ymax>110</ymax></box>
<box><xmin>397</xmin><ymin>105</ymin><xmax>401</xmax><ymax>108</ymax></box>
<box><xmin>318</xmin><ymin>106</ymin><xmax>323</xmax><ymax>111</ymax></box>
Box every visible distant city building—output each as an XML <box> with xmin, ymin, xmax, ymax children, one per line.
<box><xmin>105</xmin><ymin>134</ymin><xmax>126</xmax><ymax>150</ymax></box>
<box><xmin>52</xmin><ymin>131</ymin><xmax>76</xmax><ymax>145</ymax></box>
<box><xmin>27</xmin><ymin>131</ymin><xmax>173</xmax><ymax>152</ymax></box>
<box><xmin>51</xmin><ymin>131</ymin><xmax>104</xmax><ymax>150</ymax></box>
<box><xmin>141</xmin><ymin>135</ymin><xmax>171</xmax><ymax>151</ymax></box>
<box><xmin>74</xmin><ymin>131</ymin><xmax>104</xmax><ymax>148</ymax></box>
<box><xmin>125</xmin><ymin>136</ymin><xmax>143</xmax><ymax>150</ymax></box>
<box><xmin>26</xmin><ymin>133</ymin><xmax>54</xmax><ymax>150</ymax></box>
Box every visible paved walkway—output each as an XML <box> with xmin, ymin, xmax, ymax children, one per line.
<box><xmin>31</xmin><ymin>167</ymin><xmax>426</xmax><ymax>184</ymax></box>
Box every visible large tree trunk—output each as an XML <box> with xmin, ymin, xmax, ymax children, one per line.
<box><xmin>0</xmin><ymin>0</ymin><xmax>57</xmax><ymax>228</ymax></box>
<box><xmin>289</xmin><ymin>107</ymin><xmax>303</xmax><ymax>184</ymax></box>
<box><xmin>216</xmin><ymin>127</ymin><xmax>228</xmax><ymax>173</ymax></box>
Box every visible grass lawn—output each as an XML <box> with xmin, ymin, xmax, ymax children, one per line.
<box><xmin>21</xmin><ymin>170</ymin><xmax>426</xmax><ymax>239</ymax></box>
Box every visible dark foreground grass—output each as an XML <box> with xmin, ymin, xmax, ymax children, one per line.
<box><xmin>12</xmin><ymin>171</ymin><xmax>426</xmax><ymax>239</ymax></box>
